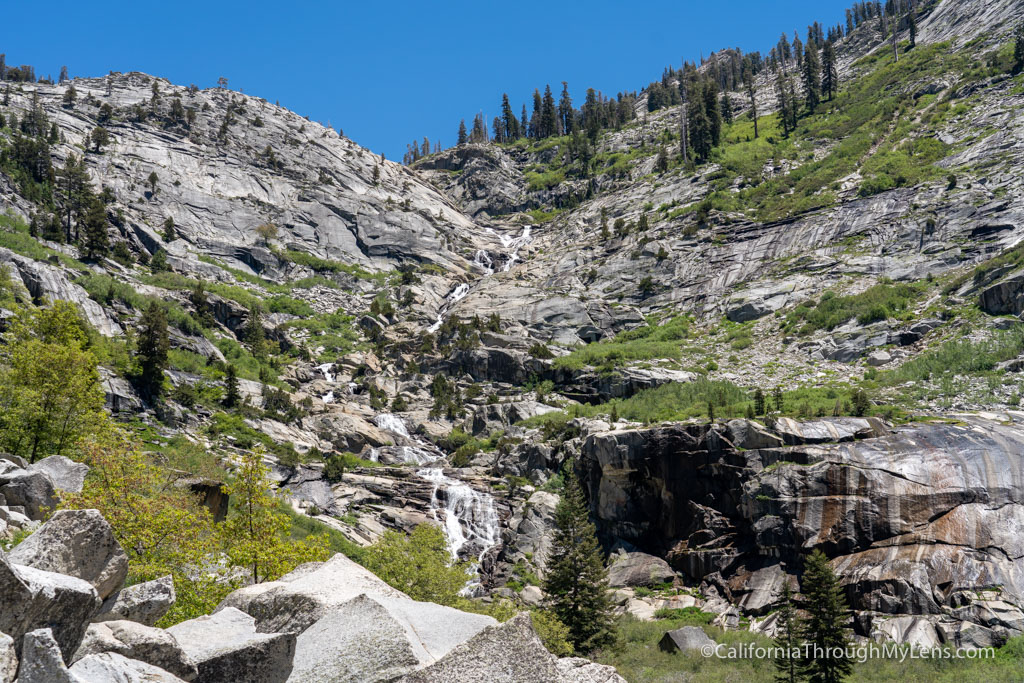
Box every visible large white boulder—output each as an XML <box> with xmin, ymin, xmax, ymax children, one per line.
<box><xmin>167</xmin><ymin>607</ymin><xmax>295</xmax><ymax>683</ymax></box>
<box><xmin>8</xmin><ymin>509</ymin><xmax>128</xmax><ymax>600</ymax></box>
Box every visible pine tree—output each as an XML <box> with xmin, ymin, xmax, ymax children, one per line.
<box><xmin>457</xmin><ymin>119</ymin><xmax>468</xmax><ymax>145</ymax></box>
<box><xmin>501</xmin><ymin>94</ymin><xmax>517</xmax><ymax>140</ymax></box>
<box><xmin>907</xmin><ymin>5</ymin><xmax>917</xmax><ymax>49</ymax></box>
<box><xmin>822</xmin><ymin>40</ymin><xmax>839</xmax><ymax>101</ymax></box>
<box><xmin>803</xmin><ymin>40</ymin><xmax>822</xmax><ymax>113</ymax></box>
<box><xmin>558</xmin><ymin>82</ymin><xmax>574</xmax><ymax>135</ymax></box>
<box><xmin>223</xmin><ymin>364</ymin><xmax>240</xmax><ymax>407</ymax></box>
<box><xmin>91</xmin><ymin>126</ymin><xmax>110</xmax><ymax>152</ymax></box>
<box><xmin>244</xmin><ymin>304</ymin><xmax>267</xmax><ymax>358</ymax></box>
<box><xmin>744</xmin><ymin>67</ymin><xmax>759</xmax><ymax>139</ymax></box>
<box><xmin>82</xmin><ymin>197</ymin><xmax>109</xmax><ymax>259</ymax></box>
<box><xmin>776</xmin><ymin>74</ymin><xmax>793</xmax><ymax>136</ymax></box>
<box><xmin>687</xmin><ymin>91</ymin><xmax>712</xmax><ymax>163</ymax></box>
<box><xmin>136</xmin><ymin>301</ymin><xmax>169</xmax><ymax>399</ymax></box>
<box><xmin>1013</xmin><ymin>22</ymin><xmax>1024</xmax><ymax>75</ymax></box>
<box><xmin>703</xmin><ymin>80</ymin><xmax>722</xmax><ymax>147</ymax></box>
<box><xmin>543</xmin><ymin>470</ymin><xmax>615</xmax><ymax>652</ymax></box>
<box><xmin>541</xmin><ymin>84</ymin><xmax>558</xmax><ymax>138</ymax></box>
<box><xmin>773</xmin><ymin>583</ymin><xmax>803</xmax><ymax>683</ymax></box>
<box><xmin>720</xmin><ymin>92</ymin><xmax>733</xmax><ymax>124</ymax></box>
<box><xmin>655</xmin><ymin>147</ymin><xmax>668</xmax><ymax>173</ymax></box>
<box><xmin>754</xmin><ymin>388</ymin><xmax>766</xmax><ymax>416</ymax></box>
<box><xmin>798</xmin><ymin>550</ymin><xmax>853</xmax><ymax>683</ymax></box>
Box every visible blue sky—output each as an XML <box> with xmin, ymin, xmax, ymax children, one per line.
<box><xmin>2</xmin><ymin>0</ymin><xmax>852</xmax><ymax>160</ymax></box>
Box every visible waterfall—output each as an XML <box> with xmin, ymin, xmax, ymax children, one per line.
<box><xmin>501</xmin><ymin>226</ymin><xmax>532</xmax><ymax>272</ymax></box>
<box><xmin>322</xmin><ymin>390</ymin><xmax>334</xmax><ymax>404</ymax></box>
<box><xmin>418</xmin><ymin>467</ymin><xmax>499</xmax><ymax>563</ymax></box>
<box><xmin>374</xmin><ymin>413</ymin><xmax>410</xmax><ymax>438</ymax></box>
<box><xmin>315</xmin><ymin>363</ymin><xmax>335</xmax><ymax>383</ymax></box>
<box><xmin>473</xmin><ymin>249</ymin><xmax>494</xmax><ymax>275</ymax></box>
<box><xmin>427</xmin><ymin>282</ymin><xmax>471</xmax><ymax>333</ymax></box>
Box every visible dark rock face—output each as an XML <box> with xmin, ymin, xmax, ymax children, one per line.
<box><xmin>579</xmin><ymin>416</ymin><xmax>1024</xmax><ymax>642</ymax></box>
<box><xmin>980</xmin><ymin>268</ymin><xmax>1024</xmax><ymax>316</ymax></box>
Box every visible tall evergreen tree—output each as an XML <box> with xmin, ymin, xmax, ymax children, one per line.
<box><xmin>720</xmin><ymin>92</ymin><xmax>733</xmax><ymax>125</ymax></box>
<box><xmin>773</xmin><ymin>583</ymin><xmax>802</xmax><ymax>683</ymax></box>
<box><xmin>802</xmin><ymin>40</ymin><xmax>822</xmax><ymax>113</ymax></box>
<box><xmin>776</xmin><ymin>74</ymin><xmax>794</xmax><ymax>137</ymax></box>
<box><xmin>501</xmin><ymin>94</ymin><xmax>517</xmax><ymax>141</ymax></box>
<box><xmin>540</xmin><ymin>84</ymin><xmax>558</xmax><ymax>138</ymax></box>
<box><xmin>907</xmin><ymin>4</ymin><xmax>917</xmax><ymax>49</ymax></box>
<box><xmin>743</xmin><ymin>67</ymin><xmax>759</xmax><ymax>139</ymax></box>
<box><xmin>798</xmin><ymin>550</ymin><xmax>853</xmax><ymax>683</ymax></box>
<box><xmin>136</xmin><ymin>301</ymin><xmax>170</xmax><ymax>399</ymax></box>
<box><xmin>703</xmin><ymin>80</ymin><xmax>722</xmax><ymax>147</ymax></box>
<box><xmin>558</xmin><ymin>82</ymin><xmax>574</xmax><ymax>135</ymax></box>
<box><xmin>82</xmin><ymin>197</ymin><xmax>109</xmax><ymax>259</ymax></box>
<box><xmin>822</xmin><ymin>40</ymin><xmax>839</xmax><ymax>101</ymax></box>
<box><xmin>687</xmin><ymin>93</ymin><xmax>712</xmax><ymax>163</ymax></box>
<box><xmin>520</xmin><ymin>104</ymin><xmax>529</xmax><ymax>139</ymax></box>
<box><xmin>457</xmin><ymin>119</ymin><xmax>467</xmax><ymax>145</ymax></box>
<box><xmin>223</xmin><ymin>364</ymin><xmax>240</xmax><ymax>407</ymax></box>
<box><xmin>543</xmin><ymin>470</ymin><xmax>615</xmax><ymax>652</ymax></box>
<box><xmin>1013</xmin><ymin>22</ymin><xmax>1024</xmax><ymax>75</ymax></box>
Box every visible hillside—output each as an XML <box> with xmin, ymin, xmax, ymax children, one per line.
<box><xmin>2</xmin><ymin>0</ymin><xmax>1024</xmax><ymax>680</ymax></box>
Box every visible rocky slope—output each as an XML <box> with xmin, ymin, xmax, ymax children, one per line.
<box><xmin>2</xmin><ymin>0</ymin><xmax>1024</xmax><ymax>676</ymax></box>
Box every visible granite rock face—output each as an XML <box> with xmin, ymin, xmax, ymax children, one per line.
<box><xmin>580</xmin><ymin>415</ymin><xmax>1024</xmax><ymax>645</ymax></box>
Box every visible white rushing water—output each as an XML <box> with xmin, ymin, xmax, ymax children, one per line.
<box><xmin>374</xmin><ymin>413</ymin><xmax>410</xmax><ymax>438</ymax></box>
<box><xmin>500</xmin><ymin>226</ymin><xmax>532</xmax><ymax>272</ymax></box>
<box><xmin>473</xmin><ymin>249</ymin><xmax>494</xmax><ymax>275</ymax></box>
<box><xmin>427</xmin><ymin>282</ymin><xmax>471</xmax><ymax>333</ymax></box>
<box><xmin>321</xmin><ymin>390</ymin><xmax>334</xmax><ymax>404</ymax></box>
<box><xmin>315</xmin><ymin>363</ymin><xmax>335</xmax><ymax>383</ymax></box>
<box><xmin>418</xmin><ymin>467</ymin><xmax>500</xmax><ymax>562</ymax></box>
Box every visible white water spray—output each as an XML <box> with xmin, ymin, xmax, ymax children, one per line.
<box><xmin>427</xmin><ymin>282</ymin><xmax>471</xmax><ymax>333</ymax></box>
<box><xmin>374</xmin><ymin>413</ymin><xmax>410</xmax><ymax>438</ymax></box>
<box><xmin>418</xmin><ymin>467</ymin><xmax>500</xmax><ymax>563</ymax></box>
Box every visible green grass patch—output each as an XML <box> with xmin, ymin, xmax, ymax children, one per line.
<box><xmin>553</xmin><ymin>316</ymin><xmax>690</xmax><ymax>371</ymax></box>
<box><xmin>784</xmin><ymin>281</ymin><xmax>925</xmax><ymax>335</ymax></box>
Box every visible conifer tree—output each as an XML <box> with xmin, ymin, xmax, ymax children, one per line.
<box><xmin>1013</xmin><ymin>22</ymin><xmax>1024</xmax><ymax>75</ymax></box>
<box><xmin>703</xmin><ymin>80</ymin><xmax>722</xmax><ymax>147</ymax></box>
<box><xmin>687</xmin><ymin>92</ymin><xmax>712</xmax><ymax>163</ymax></box>
<box><xmin>82</xmin><ymin>197</ymin><xmax>109</xmax><ymax>259</ymax></box>
<box><xmin>720</xmin><ymin>92</ymin><xmax>733</xmax><ymax>125</ymax></box>
<box><xmin>541</xmin><ymin>84</ymin><xmax>558</xmax><ymax>138</ymax></box>
<box><xmin>543</xmin><ymin>470</ymin><xmax>615</xmax><ymax>652</ymax></box>
<box><xmin>907</xmin><ymin>5</ymin><xmax>917</xmax><ymax>49</ymax></box>
<box><xmin>558</xmin><ymin>82</ymin><xmax>574</xmax><ymax>135</ymax></box>
<box><xmin>773</xmin><ymin>582</ymin><xmax>802</xmax><ymax>683</ymax></box>
<box><xmin>457</xmin><ymin>119</ymin><xmax>468</xmax><ymax>145</ymax></box>
<box><xmin>776</xmin><ymin>74</ymin><xmax>793</xmax><ymax>137</ymax></box>
<box><xmin>802</xmin><ymin>40</ymin><xmax>822</xmax><ymax>113</ymax></box>
<box><xmin>136</xmin><ymin>301</ymin><xmax>170</xmax><ymax>399</ymax></box>
<box><xmin>822</xmin><ymin>40</ymin><xmax>839</xmax><ymax>101</ymax></box>
<box><xmin>501</xmin><ymin>94</ymin><xmax>517</xmax><ymax>140</ymax></box>
<box><xmin>744</xmin><ymin>67</ymin><xmax>759</xmax><ymax>139</ymax></box>
<box><xmin>798</xmin><ymin>550</ymin><xmax>853</xmax><ymax>683</ymax></box>
<box><xmin>223</xmin><ymin>364</ymin><xmax>240</xmax><ymax>407</ymax></box>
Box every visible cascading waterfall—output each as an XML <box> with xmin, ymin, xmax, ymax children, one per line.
<box><xmin>427</xmin><ymin>282</ymin><xmax>470</xmax><ymax>333</ymax></box>
<box><xmin>316</xmin><ymin>363</ymin><xmax>335</xmax><ymax>402</ymax></box>
<box><xmin>418</xmin><ymin>467</ymin><xmax>499</xmax><ymax>565</ymax></box>
<box><xmin>374</xmin><ymin>413</ymin><xmax>410</xmax><ymax>437</ymax></box>
<box><xmin>500</xmin><ymin>226</ymin><xmax>532</xmax><ymax>272</ymax></box>
<box><xmin>473</xmin><ymin>249</ymin><xmax>494</xmax><ymax>275</ymax></box>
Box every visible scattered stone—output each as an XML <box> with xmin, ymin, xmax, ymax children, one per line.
<box><xmin>607</xmin><ymin>551</ymin><xmax>676</xmax><ymax>588</ymax></box>
<box><xmin>27</xmin><ymin>456</ymin><xmax>89</xmax><ymax>493</ymax></box>
<box><xmin>866</xmin><ymin>349</ymin><xmax>892</xmax><ymax>366</ymax></box>
<box><xmin>69</xmin><ymin>652</ymin><xmax>188</xmax><ymax>683</ymax></box>
<box><xmin>0</xmin><ymin>632</ymin><xmax>15</xmax><ymax>683</ymax></box>
<box><xmin>167</xmin><ymin>607</ymin><xmax>295</xmax><ymax>683</ymax></box>
<box><xmin>95</xmin><ymin>575</ymin><xmax>176</xmax><ymax>627</ymax></box>
<box><xmin>658</xmin><ymin>626</ymin><xmax>716</xmax><ymax>653</ymax></box>
<box><xmin>17</xmin><ymin>628</ymin><xmax>76</xmax><ymax>683</ymax></box>
<box><xmin>0</xmin><ymin>471</ymin><xmax>56</xmax><ymax>521</ymax></box>
<box><xmin>8</xmin><ymin>509</ymin><xmax>129</xmax><ymax>600</ymax></box>
<box><xmin>73</xmin><ymin>620</ymin><xmax>198</xmax><ymax>681</ymax></box>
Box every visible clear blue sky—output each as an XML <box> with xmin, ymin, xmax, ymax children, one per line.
<box><xmin>2</xmin><ymin>0</ymin><xmax>852</xmax><ymax>160</ymax></box>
